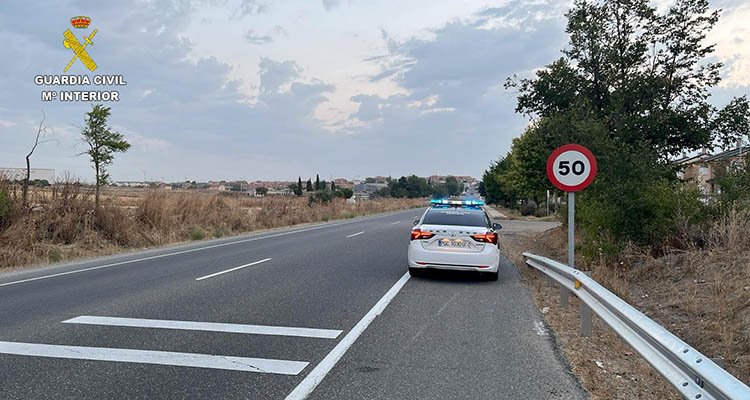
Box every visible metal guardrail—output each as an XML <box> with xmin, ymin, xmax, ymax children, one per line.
<box><xmin>523</xmin><ymin>252</ymin><xmax>750</xmax><ymax>400</ymax></box>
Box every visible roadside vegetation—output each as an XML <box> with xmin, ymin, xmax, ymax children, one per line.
<box><xmin>483</xmin><ymin>0</ymin><xmax>749</xmax><ymax>262</ymax></box>
<box><xmin>0</xmin><ymin>181</ymin><xmax>423</xmax><ymax>270</ymax></box>
<box><xmin>481</xmin><ymin>0</ymin><xmax>750</xmax><ymax>397</ymax></box>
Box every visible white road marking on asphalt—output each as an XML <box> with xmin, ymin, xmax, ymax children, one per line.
<box><xmin>345</xmin><ymin>231</ymin><xmax>365</xmax><ymax>238</ymax></box>
<box><xmin>391</xmin><ymin>221</ymin><xmax>400</xmax><ymax>225</ymax></box>
<box><xmin>533</xmin><ymin>321</ymin><xmax>548</xmax><ymax>336</ymax></box>
<box><xmin>195</xmin><ymin>258</ymin><xmax>271</xmax><ymax>281</ymax></box>
<box><xmin>63</xmin><ymin>316</ymin><xmax>342</xmax><ymax>339</ymax></box>
<box><xmin>0</xmin><ymin>211</ymin><xmax>413</xmax><ymax>288</ymax></box>
<box><xmin>0</xmin><ymin>341</ymin><xmax>308</xmax><ymax>375</ymax></box>
<box><xmin>285</xmin><ymin>271</ymin><xmax>411</xmax><ymax>400</ymax></box>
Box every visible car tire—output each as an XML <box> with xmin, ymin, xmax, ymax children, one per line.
<box><xmin>408</xmin><ymin>267</ymin><xmax>423</xmax><ymax>277</ymax></box>
<box><xmin>482</xmin><ymin>271</ymin><xmax>499</xmax><ymax>281</ymax></box>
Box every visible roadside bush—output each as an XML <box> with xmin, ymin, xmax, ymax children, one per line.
<box><xmin>189</xmin><ymin>227</ymin><xmax>205</xmax><ymax>241</ymax></box>
<box><xmin>308</xmin><ymin>190</ymin><xmax>334</xmax><ymax>205</ymax></box>
<box><xmin>48</xmin><ymin>247</ymin><xmax>62</xmax><ymax>262</ymax></box>
<box><xmin>0</xmin><ymin>190</ymin><xmax>9</xmax><ymax>221</ymax></box>
<box><xmin>520</xmin><ymin>201</ymin><xmax>537</xmax><ymax>216</ymax></box>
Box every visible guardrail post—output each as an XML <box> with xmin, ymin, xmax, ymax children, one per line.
<box><xmin>580</xmin><ymin>271</ymin><xmax>592</xmax><ymax>337</ymax></box>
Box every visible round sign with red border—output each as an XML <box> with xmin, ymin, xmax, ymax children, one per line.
<box><xmin>546</xmin><ymin>144</ymin><xmax>597</xmax><ymax>192</ymax></box>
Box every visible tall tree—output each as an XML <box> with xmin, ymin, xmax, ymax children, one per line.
<box><xmin>296</xmin><ymin>177</ymin><xmax>303</xmax><ymax>196</ymax></box>
<box><xmin>330</xmin><ymin>181</ymin><xmax>336</xmax><ymax>191</ymax></box>
<box><xmin>306</xmin><ymin>179</ymin><xmax>314</xmax><ymax>192</ymax></box>
<box><xmin>498</xmin><ymin>0</ymin><xmax>748</xmax><ymax>246</ymax></box>
<box><xmin>79</xmin><ymin>104</ymin><xmax>130</xmax><ymax>208</ymax></box>
<box><xmin>315</xmin><ymin>174</ymin><xmax>321</xmax><ymax>191</ymax></box>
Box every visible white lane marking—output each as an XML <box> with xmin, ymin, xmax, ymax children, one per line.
<box><xmin>195</xmin><ymin>258</ymin><xmax>271</xmax><ymax>281</ymax></box>
<box><xmin>0</xmin><ymin>341</ymin><xmax>308</xmax><ymax>375</ymax></box>
<box><xmin>0</xmin><ymin>211</ymin><xmax>413</xmax><ymax>288</ymax></box>
<box><xmin>534</xmin><ymin>321</ymin><xmax>548</xmax><ymax>336</ymax></box>
<box><xmin>345</xmin><ymin>231</ymin><xmax>365</xmax><ymax>238</ymax></box>
<box><xmin>63</xmin><ymin>316</ymin><xmax>342</xmax><ymax>339</ymax></box>
<box><xmin>391</xmin><ymin>221</ymin><xmax>400</xmax><ymax>225</ymax></box>
<box><xmin>285</xmin><ymin>272</ymin><xmax>411</xmax><ymax>400</ymax></box>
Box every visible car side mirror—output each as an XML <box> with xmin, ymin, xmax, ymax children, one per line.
<box><xmin>492</xmin><ymin>223</ymin><xmax>502</xmax><ymax>231</ymax></box>
<box><xmin>413</xmin><ymin>220</ymin><xmax>419</xmax><ymax>226</ymax></box>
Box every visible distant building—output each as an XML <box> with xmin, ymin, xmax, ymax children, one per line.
<box><xmin>677</xmin><ymin>147</ymin><xmax>747</xmax><ymax>195</ymax></box>
<box><xmin>0</xmin><ymin>167</ymin><xmax>55</xmax><ymax>182</ymax></box>
<box><xmin>353</xmin><ymin>182</ymin><xmax>388</xmax><ymax>199</ymax></box>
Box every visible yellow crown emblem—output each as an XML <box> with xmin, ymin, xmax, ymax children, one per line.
<box><xmin>70</xmin><ymin>16</ymin><xmax>91</xmax><ymax>29</ymax></box>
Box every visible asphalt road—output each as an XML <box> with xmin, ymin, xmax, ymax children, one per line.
<box><xmin>0</xmin><ymin>208</ymin><xmax>586</xmax><ymax>399</ymax></box>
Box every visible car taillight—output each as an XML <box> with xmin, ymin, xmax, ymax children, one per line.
<box><xmin>411</xmin><ymin>229</ymin><xmax>435</xmax><ymax>240</ymax></box>
<box><xmin>470</xmin><ymin>232</ymin><xmax>498</xmax><ymax>244</ymax></box>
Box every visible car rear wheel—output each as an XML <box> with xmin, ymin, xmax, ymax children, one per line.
<box><xmin>408</xmin><ymin>267</ymin><xmax>424</xmax><ymax>277</ymax></box>
<box><xmin>482</xmin><ymin>271</ymin><xmax>499</xmax><ymax>281</ymax></box>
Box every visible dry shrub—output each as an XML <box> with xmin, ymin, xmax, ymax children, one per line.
<box><xmin>0</xmin><ymin>182</ymin><xmax>422</xmax><ymax>270</ymax></box>
<box><xmin>506</xmin><ymin>211</ymin><xmax>750</xmax><ymax>396</ymax></box>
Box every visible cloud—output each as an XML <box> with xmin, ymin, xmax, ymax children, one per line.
<box><xmin>245</xmin><ymin>29</ymin><xmax>273</xmax><ymax>44</ymax></box>
<box><xmin>233</xmin><ymin>0</ymin><xmax>268</xmax><ymax>17</ymax></box>
<box><xmin>336</xmin><ymin>1</ymin><xmax>570</xmax><ymax>176</ymax></box>
<box><xmin>322</xmin><ymin>0</ymin><xmax>342</xmax><ymax>11</ymax></box>
<box><xmin>710</xmin><ymin>3</ymin><xmax>750</xmax><ymax>87</ymax></box>
<box><xmin>0</xmin><ymin>0</ymin><xmax>343</xmax><ymax>181</ymax></box>
<box><xmin>258</xmin><ymin>59</ymin><xmax>301</xmax><ymax>93</ymax></box>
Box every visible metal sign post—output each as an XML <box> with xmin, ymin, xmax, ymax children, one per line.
<box><xmin>546</xmin><ymin>144</ymin><xmax>597</xmax><ymax>334</ymax></box>
<box><xmin>564</xmin><ymin>192</ymin><xmax>574</xmax><ymax>307</ymax></box>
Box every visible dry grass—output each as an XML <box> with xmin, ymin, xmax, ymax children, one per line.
<box><xmin>0</xmin><ymin>180</ymin><xmax>423</xmax><ymax>270</ymax></box>
<box><xmin>499</xmin><ymin>210</ymin><xmax>750</xmax><ymax>399</ymax></box>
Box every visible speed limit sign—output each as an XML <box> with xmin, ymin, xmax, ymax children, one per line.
<box><xmin>546</xmin><ymin>144</ymin><xmax>597</xmax><ymax>192</ymax></box>
<box><xmin>546</xmin><ymin>144</ymin><xmax>597</xmax><ymax>318</ymax></box>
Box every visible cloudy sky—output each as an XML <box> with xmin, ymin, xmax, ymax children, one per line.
<box><xmin>0</xmin><ymin>0</ymin><xmax>748</xmax><ymax>182</ymax></box>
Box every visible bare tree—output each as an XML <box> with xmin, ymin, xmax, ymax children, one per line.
<box><xmin>23</xmin><ymin>111</ymin><xmax>53</xmax><ymax>208</ymax></box>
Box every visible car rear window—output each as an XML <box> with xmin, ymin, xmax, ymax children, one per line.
<box><xmin>422</xmin><ymin>209</ymin><xmax>487</xmax><ymax>227</ymax></box>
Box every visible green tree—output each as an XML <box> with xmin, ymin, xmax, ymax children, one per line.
<box><xmin>79</xmin><ymin>104</ymin><xmax>130</xmax><ymax>208</ymax></box>
<box><xmin>296</xmin><ymin>177</ymin><xmax>303</xmax><ymax>196</ymax></box>
<box><xmin>499</xmin><ymin>0</ymin><xmax>741</xmax><ymax>247</ymax></box>
<box><xmin>330</xmin><ymin>181</ymin><xmax>336</xmax><ymax>191</ymax></box>
<box><xmin>336</xmin><ymin>187</ymin><xmax>354</xmax><ymax>199</ymax></box>
<box><xmin>444</xmin><ymin>176</ymin><xmax>462</xmax><ymax>197</ymax></box>
<box><xmin>315</xmin><ymin>174</ymin><xmax>321</xmax><ymax>191</ymax></box>
<box><xmin>255</xmin><ymin>187</ymin><xmax>269</xmax><ymax>196</ymax></box>
<box><xmin>306</xmin><ymin>179</ymin><xmax>314</xmax><ymax>192</ymax></box>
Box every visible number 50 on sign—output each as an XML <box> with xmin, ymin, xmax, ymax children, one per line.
<box><xmin>546</xmin><ymin>144</ymin><xmax>597</xmax><ymax>192</ymax></box>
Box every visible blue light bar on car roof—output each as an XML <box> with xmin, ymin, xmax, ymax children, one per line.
<box><xmin>430</xmin><ymin>199</ymin><xmax>485</xmax><ymax>206</ymax></box>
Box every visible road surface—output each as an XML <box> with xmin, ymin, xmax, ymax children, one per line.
<box><xmin>0</xmin><ymin>208</ymin><xmax>585</xmax><ymax>399</ymax></box>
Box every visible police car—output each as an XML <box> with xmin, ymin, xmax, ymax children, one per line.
<box><xmin>408</xmin><ymin>199</ymin><xmax>502</xmax><ymax>281</ymax></box>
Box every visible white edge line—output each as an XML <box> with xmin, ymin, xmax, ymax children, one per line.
<box><xmin>284</xmin><ymin>271</ymin><xmax>411</xmax><ymax>400</ymax></box>
<box><xmin>0</xmin><ymin>210</ymin><xmax>411</xmax><ymax>288</ymax></box>
<box><xmin>345</xmin><ymin>231</ymin><xmax>365</xmax><ymax>238</ymax></box>
<box><xmin>62</xmin><ymin>316</ymin><xmax>342</xmax><ymax>339</ymax></box>
<box><xmin>0</xmin><ymin>341</ymin><xmax>308</xmax><ymax>375</ymax></box>
<box><xmin>391</xmin><ymin>221</ymin><xmax>400</xmax><ymax>225</ymax></box>
<box><xmin>195</xmin><ymin>258</ymin><xmax>271</xmax><ymax>281</ymax></box>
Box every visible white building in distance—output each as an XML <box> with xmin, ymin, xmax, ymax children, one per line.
<box><xmin>0</xmin><ymin>167</ymin><xmax>55</xmax><ymax>182</ymax></box>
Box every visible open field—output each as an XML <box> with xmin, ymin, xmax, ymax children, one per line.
<box><xmin>0</xmin><ymin>183</ymin><xmax>423</xmax><ymax>270</ymax></box>
<box><xmin>497</xmin><ymin>213</ymin><xmax>750</xmax><ymax>399</ymax></box>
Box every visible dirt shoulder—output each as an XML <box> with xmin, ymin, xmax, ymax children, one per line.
<box><xmin>496</xmin><ymin>221</ymin><xmax>681</xmax><ymax>400</ymax></box>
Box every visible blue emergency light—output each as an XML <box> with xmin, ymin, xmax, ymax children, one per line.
<box><xmin>430</xmin><ymin>199</ymin><xmax>485</xmax><ymax>207</ymax></box>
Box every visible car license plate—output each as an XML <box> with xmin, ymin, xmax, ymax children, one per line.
<box><xmin>438</xmin><ymin>239</ymin><xmax>469</xmax><ymax>248</ymax></box>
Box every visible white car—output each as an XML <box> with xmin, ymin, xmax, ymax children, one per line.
<box><xmin>408</xmin><ymin>199</ymin><xmax>502</xmax><ymax>281</ymax></box>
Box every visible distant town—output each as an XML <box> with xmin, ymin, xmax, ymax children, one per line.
<box><xmin>0</xmin><ymin>167</ymin><xmax>480</xmax><ymax>199</ymax></box>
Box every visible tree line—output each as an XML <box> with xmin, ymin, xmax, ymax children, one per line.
<box><xmin>374</xmin><ymin>175</ymin><xmax>464</xmax><ymax>199</ymax></box>
<box><xmin>482</xmin><ymin>0</ymin><xmax>750</xmax><ymax>252</ymax></box>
